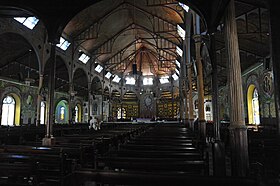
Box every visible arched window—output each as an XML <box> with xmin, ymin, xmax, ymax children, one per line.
<box><xmin>252</xmin><ymin>88</ymin><xmax>260</xmax><ymax>125</ymax></box>
<box><xmin>75</xmin><ymin>105</ymin><xmax>78</xmax><ymax>122</ymax></box>
<box><xmin>40</xmin><ymin>101</ymin><xmax>46</xmax><ymax>124</ymax></box>
<box><xmin>1</xmin><ymin>96</ymin><xmax>15</xmax><ymax>126</ymax></box>
<box><xmin>55</xmin><ymin>100</ymin><xmax>69</xmax><ymax>123</ymax></box>
<box><xmin>60</xmin><ymin>107</ymin><xmax>65</xmax><ymax>120</ymax></box>
<box><xmin>247</xmin><ymin>85</ymin><xmax>260</xmax><ymax>125</ymax></box>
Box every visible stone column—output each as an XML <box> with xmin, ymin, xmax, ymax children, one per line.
<box><xmin>108</xmin><ymin>82</ymin><xmax>112</xmax><ymax>120</ymax></box>
<box><xmin>180</xmin><ymin>70</ymin><xmax>188</xmax><ymax>125</ymax></box>
<box><xmin>43</xmin><ymin>43</ymin><xmax>56</xmax><ymax>146</ymax></box>
<box><xmin>181</xmin><ymin>80</ymin><xmax>189</xmax><ymax>125</ymax></box>
<box><xmin>171</xmin><ymin>79</ymin><xmax>175</xmax><ymax>119</ymax></box>
<box><xmin>187</xmin><ymin>64</ymin><xmax>194</xmax><ymax>130</ymax></box>
<box><xmin>184</xmin><ymin>96</ymin><xmax>189</xmax><ymax>125</ymax></box>
<box><xmin>88</xmin><ymin>82</ymin><xmax>92</xmax><ymax>123</ymax></box>
<box><xmin>224</xmin><ymin>0</ymin><xmax>249</xmax><ymax>176</ymax></box>
<box><xmin>101</xmin><ymin>91</ymin><xmax>104</xmax><ymax>122</ymax></box>
<box><xmin>210</xmin><ymin>34</ymin><xmax>226</xmax><ymax>176</ymax></box>
<box><xmin>186</xmin><ymin>33</ymin><xmax>193</xmax><ymax>129</ymax></box>
<box><xmin>269</xmin><ymin>0</ymin><xmax>280</xmax><ymax>135</ymax></box>
<box><xmin>68</xmin><ymin>83</ymin><xmax>74</xmax><ymax>124</ymax></box>
<box><xmin>179</xmin><ymin>96</ymin><xmax>184</xmax><ymax>122</ymax></box>
<box><xmin>193</xmin><ymin>34</ymin><xmax>206</xmax><ymax>141</ymax></box>
<box><xmin>210</xmin><ymin>34</ymin><xmax>221</xmax><ymax>141</ymax></box>
<box><xmin>183</xmin><ymin>10</ymin><xmax>192</xmax><ymax>127</ymax></box>
<box><xmin>36</xmin><ymin>74</ymin><xmax>44</xmax><ymax>126</ymax></box>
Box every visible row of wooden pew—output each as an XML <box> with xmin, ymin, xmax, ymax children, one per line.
<box><xmin>67</xmin><ymin>123</ymin><xmax>262</xmax><ymax>186</ymax></box>
<box><xmin>0</xmin><ymin>122</ymin><xmax>269</xmax><ymax>186</ymax></box>
<box><xmin>0</xmin><ymin>123</ymin><xmax>150</xmax><ymax>185</ymax></box>
<box><xmin>247</xmin><ymin>129</ymin><xmax>280</xmax><ymax>185</ymax></box>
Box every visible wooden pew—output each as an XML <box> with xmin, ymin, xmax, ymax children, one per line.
<box><xmin>65</xmin><ymin>169</ymin><xmax>262</xmax><ymax>186</ymax></box>
<box><xmin>0</xmin><ymin>153</ymin><xmax>36</xmax><ymax>186</ymax></box>
<box><xmin>0</xmin><ymin>145</ymin><xmax>72</xmax><ymax>186</ymax></box>
<box><xmin>95</xmin><ymin>124</ymin><xmax>208</xmax><ymax>175</ymax></box>
<box><xmin>107</xmin><ymin>150</ymin><xmax>202</xmax><ymax>159</ymax></box>
<box><xmin>247</xmin><ymin>131</ymin><xmax>280</xmax><ymax>183</ymax></box>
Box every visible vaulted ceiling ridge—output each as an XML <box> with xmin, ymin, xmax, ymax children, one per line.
<box><xmin>102</xmin><ymin>35</ymin><xmax>177</xmax><ymax>73</ymax></box>
<box><xmin>102</xmin><ymin>39</ymin><xmax>138</xmax><ymax>66</ymax></box>
<box><xmin>72</xmin><ymin>1</ymin><xmax>125</xmax><ymax>39</ymax></box>
<box><xmin>88</xmin><ymin>23</ymin><xmax>135</xmax><ymax>55</ymax></box>
<box><xmin>143</xmin><ymin>50</ymin><xmax>160</xmax><ymax>74</ymax></box>
<box><xmin>72</xmin><ymin>0</ymin><xmax>183</xmax><ymax>43</ymax></box>
<box><xmin>142</xmin><ymin>39</ymin><xmax>177</xmax><ymax>59</ymax></box>
<box><xmin>91</xmin><ymin>23</ymin><xmax>179</xmax><ymax>66</ymax></box>
<box><xmin>111</xmin><ymin>46</ymin><xmax>159</xmax><ymax>73</ymax></box>
<box><xmin>123</xmin><ymin>1</ymin><xmax>182</xmax><ymax>26</ymax></box>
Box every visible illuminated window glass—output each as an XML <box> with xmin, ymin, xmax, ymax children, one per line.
<box><xmin>40</xmin><ymin>101</ymin><xmax>46</xmax><ymax>124</ymax></box>
<box><xmin>14</xmin><ymin>17</ymin><xmax>39</xmax><ymax>29</ymax></box>
<box><xmin>60</xmin><ymin>107</ymin><xmax>65</xmax><ymax>120</ymax></box>
<box><xmin>56</xmin><ymin>37</ymin><xmax>71</xmax><ymax>50</ymax></box>
<box><xmin>75</xmin><ymin>105</ymin><xmax>79</xmax><ymax>122</ymax></box>
<box><xmin>172</xmin><ymin>73</ymin><xmax>179</xmax><ymax>80</ymax></box>
<box><xmin>159</xmin><ymin>76</ymin><xmax>169</xmax><ymax>84</ymax></box>
<box><xmin>117</xmin><ymin>108</ymin><xmax>126</xmax><ymax>119</ymax></box>
<box><xmin>1</xmin><ymin>96</ymin><xmax>15</xmax><ymax>126</ymax></box>
<box><xmin>112</xmin><ymin>75</ymin><xmax>121</xmax><ymax>83</ymax></box>
<box><xmin>176</xmin><ymin>46</ymin><xmax>183</xmax><ymax>57</ymax></box>
<box><xmin>105</xmin><ymin>72</ymin><xmax>112</xmax><ymax>79</ymax></box>
<box><xmin>79</xmin><ymin>53</ymin><xmax>90</xmax><ymax>64</ymax></box>
<box><xmin>177</xmin><ymin>25</ymin><xmax>185</xmax><ymax>40</ymax></box>
<box><xmin>143</xmin><ymin>77</ymin><xmax>153</xmax><ymax>85</ymax></box>
<box><xmin>175</xmin><ymin>60</ymin><xmax>181</xmax><ymax>68</ymax></box>
<box><xmin>178</xmin><ymin>2</ymin><xmax>189</xmax><ymax>12</ymax></box>
<box><xmin>125</xmin><ymin>77</ymin><xmax>136</xmax><ymax>85</ymax></box>
<box><xmin>95</xmin><ymin>64</ymin><xmax>103</xmax><ymax>73</ymax></box>
<box><xmin>252</xmin><ymin>88</ymin><xmax>260</xmax><ymax>125</ymax></box>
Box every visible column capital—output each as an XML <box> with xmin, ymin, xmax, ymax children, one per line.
<box><xmin>193</xmin><ymin>34</ymin><xmax>202</xmax><ymax>43</ymax></box>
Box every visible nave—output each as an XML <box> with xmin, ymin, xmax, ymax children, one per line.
<box><xmin>0</xmin><ymin>121</ymin><xmax>277</xmax><ymax>186</ymax></box>
<box><xmin>0</xmin><ymin>0</ymin><xmax>280</xmax><ymax>185</ymax></box>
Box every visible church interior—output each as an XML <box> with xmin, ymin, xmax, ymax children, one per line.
<box><xmin>0</xmin><ymin>0</ymin><xmax>279</xmax><ymax>185</ymax></box>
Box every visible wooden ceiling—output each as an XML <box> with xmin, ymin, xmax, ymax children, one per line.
<box><xmin>0</xmin><ymin>0</ymin><xmax>270</xmax><ymax>94</ymax></box>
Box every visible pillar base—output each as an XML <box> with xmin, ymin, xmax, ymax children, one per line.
<box><xmin>212</xmin><ymin>140</ymin><xmax>226</xmax><ymax>176</ymax></box>
<box><xmin>228</xmin><ymin>125</ymin><xmax>249</xmax><ymax>177</ymax></box>
<box><xmin>42</xmin><ymin>136</ymin><xmax>55</xmax><ymax>146</ymax></box>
